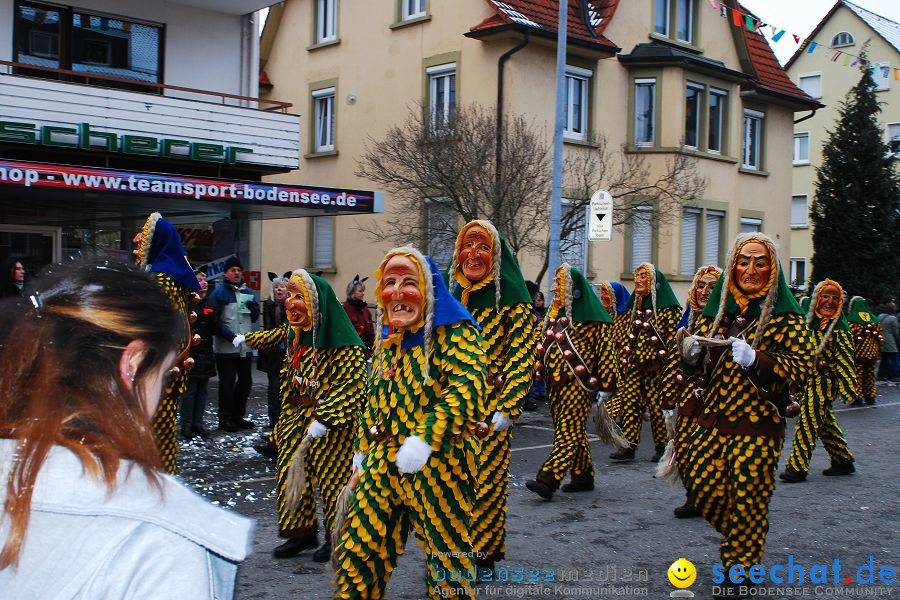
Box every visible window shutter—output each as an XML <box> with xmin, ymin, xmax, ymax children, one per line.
<box><xmin>312</xmin><ymin>216</ymin><xmax>334</xmax><ymax>268</ymax></box>
<box><xmin>791</xmin><ymin>196</ymin><xmax>807</xmax><ymax>227</ymax></box>
<box><xmin>680</xmin><ymin>208</ymin><xmax>699</xmax><ymax>275</ymax></box>
<box><xmin>631</xmin><ymin>208</ymin><xmax>653</xmax><ymax>270</ymax></box>
<box><xmin>704</xmin><ymin>210</ymin><xmax>723</xmax><ymax>266</ymax></box>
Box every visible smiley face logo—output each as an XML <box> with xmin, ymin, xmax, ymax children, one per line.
<box><xmin>668</xmin><ymin>558</ymin><xmax>696</xmax><ymax>588</ymax></box>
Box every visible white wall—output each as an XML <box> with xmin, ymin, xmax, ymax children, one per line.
<box><xmin>0</xmin><ymin>0</ymin><xmax>246</xmax><ymax>96</ymax></box>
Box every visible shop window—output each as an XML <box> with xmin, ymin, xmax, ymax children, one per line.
<box><xmin>634</xmin><ymin>79</ymin><xmax>656</xmax><ymax>147</ymax></box>
<box><xmin>312</xmin><ymin>87</ymin><xmax>335</xmax><ymax>152</ymax></box>
<box><xmin>14</xmin><ymin>2</ymin><xmax>163</xmax><ymax>91</ymax></box>
<box><xmin>831</xmin><ymin>31</ymin><xmax>854</xmax><ymax>48</ymax></box>
<box><xmin>653</xmin><ymin>0</ymin><xmax>696</xmax><ymax>45</ymax></box>
<box><xmin>630</xmin><ymin>206</ymin><xmax>654</xmax><ymax>271</ymax></box>
<box><xmin>565</xmin><ymin>66</ymin><xmax>591</xmax><ymax>141</ymax></box>
<box><xmin>791</xmin><ymin>195</ymin><xmax>808</xmax><ymax>228</ymax></box>
<box><xmin>798</xmin><ymin>73</ymin><xmax>822</xmax><ymax>99</ymax></box>
<box><xmin>790</xmin><ymin>258</ymin><xmax>807</xmax><ymax>290</ymax></box>
<box><xmin>316</xmin><ymin>0</ymin><xmax>337</xmax><ymax>44</ymax></box>
<box><xmin>561</xmin><ymin>198</ymin><xmax>586</xmax><ymax>273</ymax></box>
<box><xmin>427</xmin><ymin>63</ymin><xmax>456</xmax><ymax>132</ymax></box>
<box><xmin>793</xmin><ymin>133</ymin><xmax>809</xmax><ymax>165</ymax></box>
<box><xmin>742</xmin><ymin>109</ymin><xmax>765</xmax><ymax>170</ymax></box>
<box><xmin>401</xmin><ymin>0</ymin><xmax>427</xmax><ymax>21</ymax></box>
<box><xmin>311</xmin><ymin>216</ymin><xmax>334</xmax><ymax>269</ymax></box>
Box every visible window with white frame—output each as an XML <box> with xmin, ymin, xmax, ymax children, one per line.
<box><xmin>630</xmin><ymin>206</ymin><xmax>654</xmax><ymax>271</ymax></box>
<box><xmin>316</xmin><ymin>0</ymin><xmax>337</xmax><ymax>43</ymax></box>
<box><xmin>427</xmin><ymin>63</ymin><xmax>456</xmax><ymax>131</ymax></box>
<box><xmin>888</xmin><ymin>123</ymin><xmax>900</xmax><ymax>156</ymax></box>
<box><xmin>653</xmin><ymin>0</ymin><xmax>695</xmax><ymax>44</ymax></box>
<box><xmin>676</xmin><ymin>0</ymin><xmax>693</xmax><ymax>43</ymax></box>
<box><xmin>742</xmin><ymin>109</ymin><xmax>764</xmax><ymax>170</ymax></box>
<box><xmin>798</xmin><ymin>73</ymin><xmax>821</xmax><ymax>99</ymax></box>
<box><xmin>425</xmin><ymin>200</ymin><xmax>456</xmax><ymax>270</ymax></box>
<box><xmin>311</xmin><ymin>216</ymin><xmax>334</xmax><ymax>268</ymax></box>
<box><xmin>564</xmin><ymin>66</ymin><xmax>591</xmax><ymax>140</ymax></box>
<box><xmin>680</xmin><ymin>207</ymin><xmax>723</xmax><ymax>275</ymax></box>
<box><xmin>740</xmin><ymin>217</ymin><xmax>762</xmax><ymax>234</ymax></box>
<box><xmin>312</xmin><ymin>87</ymin><xmax>335</xmax><ymax>152</ymax></box>
<box><xmin>561</xmin><ymin>198</ymin><xmax>587</xmax><ymax>273</ymax></box>
<box><xmin>634</xmin><ymin>79</ymin><xmax>656</xmax><ymax>146</ymax></box>
<box><xmin>831</xmin><ymin>31</ymin><xmax>854</xmax><ymax>47</ymax></box>
<box><xmin>791</xmin><ymin>195</ymin><xmax>808</xmax><ymax>228</ymax></box>
<box><xmin>684</xmin><ymin>83</ymin><xmax>702</xmax><ymax>149</ymax></box>
<box><xmin>683</xmin><ymin>82</ymin><xmax>728</xmax><ymax>153</ymax></box>
<box><xmin>789</xmin><ymin>258</ymin><xmax>807</xmax><ymax>289</ymax></box>
<box><xmin>873</xmin><ymin>62</ymin><xmax>891</xmax><ymax>92</ymax></box>
<box><xmin>793</xmin><ymin>133</ymin><xmax>809</xmax><ymax>165</ymax></box>
<box><xmin>653</xmin><ymin>0</ymin><xmax>669</xmax><ymax>36</ymax></box>
<box><xmin>402</xmin><ymin>0</ymin><xmax>426</xmax><ymax>20</ymax></box>
<box><xmin>708</xmin><ymin>88</ymin><xmax>726</xmax><ymax>154</ymax></box>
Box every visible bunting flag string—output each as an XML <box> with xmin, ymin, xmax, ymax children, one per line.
<box><xmin>707</xmin><ymin>1</ymin><xmax>892</xmax><ymax>73</ymax></box>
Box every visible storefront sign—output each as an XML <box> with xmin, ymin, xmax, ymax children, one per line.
<box><xmin>0</xmin><ymin>159</ymin><xmax>383</xmax><ymax>214</ymax></box>
<box><xmin>0</xmin><ymin>120</ymin><xmax>253</xmax><ymax>164</ymax></box>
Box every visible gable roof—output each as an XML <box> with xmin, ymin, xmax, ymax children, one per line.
<box><xmin>786</xmin><ymin>1</ymin><xmax>900</xmax><ymax>70</ymax></box>
<box><xmin>467</xmin><ymin>0</ymin><xmax>619</xmax><ymax>54</ymax></box>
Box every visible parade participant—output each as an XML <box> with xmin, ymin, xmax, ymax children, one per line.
<box><xmin>597</xmin><ymin>281</ymin><xmax>630</xmax><ymax>419</ymax></box>
<box><xmin>0</xmin><ymin>257</ymin><xmax>25</xmax><ymax>298</ymax></box>
<box><xmin>678</xmin><ymin>233</ymin><xmax>812</xmax><ymax>591</ymax></box>
<box><xmin>342</xmin><ymin>275</ymin><xmax>375</xmax><ymax>357</ymax></box>
<box><xmin>447</xmin><ymin>220</ymin><xmax>534</xmax><ymax>576</ymax></box>
<box><xmin>259</xmin><ymin>271</ymin><xmax>291</xmax><ymax>429</ymax></box>
<box><xmin>780</xmin><ymin>279</ymin><xmax>857</xmax><ymax>483</ymax></box>
<box><xmin>333</xmin><ymin>247</ymin><xmax>486</xmax><ymax>600</ymax></box>
<box><xmin>658</xmin><ymin>265</ymin><xmax>721</xmax><ymax>518</ymax></box>
<box><xmin>847</xmin><ymin>296</ymin><xmax>883</xmax><ymax>405</ymax></box>
<box><xmin>525</xmin><ymin>263</ymin><xmax>614</xmax><ymax>500</ymax></box>
<box><xmin>524</xmin><ymin>281</ymin><xmax>547</xmax><ymax>412</ymax></box>
<box><xmin>133</xmin><ymin>212</ymin><xmax>201</xmax><ymax>473</ymax></box>
<box><xmin>179</xmin><ymin>267</ymin><xmax>216</xmax><ymax>439</ymax></box>
<box><xmin>236</xmin><ymin>270</ymin><xmax>366</xmax><ymax>561</ymax></box>
<box><xmin>208</xmin><ymin>256</ymin><xmax>259</xmax><ymax>432</ymax></box>
<box><xmin>0</xmin><ymin>260</ymin><xmax>252</xmax><ymax>597</ymax></box>
<box><xmin>611</xmin><ymin>263</ymin><xmax>681</xmax><ymax>462</ymax></box>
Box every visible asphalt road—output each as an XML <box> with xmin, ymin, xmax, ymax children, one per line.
<box><xmin>179</xmin><ymin>371</ymin><xmax>900</xmax><ymax>599</ymax></box>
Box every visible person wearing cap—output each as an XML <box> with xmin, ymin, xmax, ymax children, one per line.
<box><xmin>208</xmin><ymin>255</ymin><xmax>259</xmax><ymax>432</ymax></box>
<box><xmin>677</xmin><ymin>233</ymin><xmax>813</xmax><ymax>589</ymax></box>
<box><xmin>846</xmin><ymin>296</ymin><xmax>883</xmax><ymax>405</ymax></box>
<box><xmin>612</xmin><ymin>263</ymin><xmax>682</xmax><ymax>462</ymax></box>
<box><xmin>333</xmin><ymin>247</ymin><xmax>486</xmax><ymax>600</ymax></box>
<box><xmin>780</xmin><ymin>279</ymin><xmax>857</xmax><ymax>483</ymax></box>
<box><xmin>446</xmin><ymin>219</ymin><xmax>534</xmax><ymax>577</ymax></box>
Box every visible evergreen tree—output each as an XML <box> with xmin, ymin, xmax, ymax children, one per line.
<box><xmin>811</xmin><ymin>63</ymin><xmax>899</xmax><ymax>303</ymax></box>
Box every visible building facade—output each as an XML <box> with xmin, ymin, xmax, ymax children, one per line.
<box><xmin>259</xmin><ymin>0</ymin><xmax>818</xmax><ymax>300</ymax></box>
<box><xmin>786</xmin><ymin>0</ymin><xmax>900</xmax><ymax>291</ymax></box>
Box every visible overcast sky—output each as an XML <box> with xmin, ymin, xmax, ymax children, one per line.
<box><xmin>739</xmin><ymin>0</ymin><xmax>900</xmax><ymax>64</ymax></box>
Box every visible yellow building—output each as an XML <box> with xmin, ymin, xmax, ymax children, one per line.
<box><xmin>259</xmin><ymin>0</ymin><xmax>819</xmax><ymax>301</ymax></box>
<box><xmin>786</xmin><ymin>0</ymin><xmax>900</xmax><ymax>290</ymax></box>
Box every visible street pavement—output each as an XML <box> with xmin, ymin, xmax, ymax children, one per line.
<box><xmin>179</xmin><ymin>369</ymin><xmax>900</xmax><ymax>599</ymax></box>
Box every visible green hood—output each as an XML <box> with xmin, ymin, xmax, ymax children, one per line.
<box><xmin>563</xmin><ymin>266</ymin><xmax>612</xmax><ymax>324</ymax></box>
<box><xmin>288</xmin><ymin>273</ymin><xmax>364</xmax><ymax>349</ymax></box>
<box><xmin>449</xmin><ymin>235</ymin><xmax>532</xmax><ymax>310</ymax></box>
<box><xmin>701</xmin><ymin>266</ymin><xmax>803</xmax><ymax>319</ymax></box>
<box><xmin>799</xmin><ymin>296</ymin><xmax>810</xmax><ymax>314</ymax></box>
<box><xmin>625</xmin><ymin>267</ymin><xmax>681</xmax><ymax>311</ymax></box>
<box><xmin>847</xmin><ymin>296</ymin><xmax>879</xmax><ymax>326</ymax></box>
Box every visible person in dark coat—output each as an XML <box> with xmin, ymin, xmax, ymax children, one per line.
<box><xmin>341</xmin><ymin>274</ymin><xmax>374</xmax><ymax>357</ymax></box>
<box><xmin>179</xmin><ymin>267</ymin><xmax>217</xmax><ymax>439</ymax></box>
<box><xmin>258</xmin><ymin>271</ymin><xmax>290</xmax><ymax>428</ymax></box>
<box><xmin>0</xmin><ymin>257</ymin><xmax>25</xmax><ymax>298</ymax></box>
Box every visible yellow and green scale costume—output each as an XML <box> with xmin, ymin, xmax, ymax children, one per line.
<box><xmin>134</xmin><ymin>212</ymin><xmax>200</xmax><ymax>475</ymax></box>
<box><xmin>679</xmin><ymin>250</ymin><xmax>813</xmax><ymax>569</ymax></box>
<box><xmin>448</xmin><ymin>222</ymin><xmax>535</xmax><ymax>566</ymax></box>
<box><xmin>333</xmin><ymin>250</ymin><xmax>486</xmax><ymax>600</ymax></box>
<box><xmin>785</xmin><ymin>281</ymin><xmax>857</xmax><ymax>475</ymax></box>
<box><xmin>533</xmin><ymin>265</ymin><xmax>614</xmax><ymax>489</ymax></box>
<box><xmin>847</xmin><ymin>296</ymin><xmax>882</xmax><ymax>403</ymax></box>
<box><xmin>617</xmin><ymin>265</ymin><xmax>681</xmax><ymax>452</ymax></box>
<box><xmin>244</xmin><ymin>272</ymin><xmax>366</xmax><ymax>542</ymax></box>
<box><xmin>598</xmin><ymin>281</ymin><xmax>633</xmax><ymax>420</ymax></box>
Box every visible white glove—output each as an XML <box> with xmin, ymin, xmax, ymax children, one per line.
<box><xmin>595</xmin><ymin>391</ymin><xmax>613</xmax><ymax>405</ymax></box>
<box><xmin>232</xmin><ymin>333</ymin><xmax>246</xmax><ymax>348</ymax></box>
<box><xmin>395</xmin><ymin>435</ymin><xmax>432</xmax><ymax>473</ymax></box>
<box><xmin>491</xmin><ymin>411</ymin><xmax>512</xmax><ymax>432</ymax></box>
<box><xmin>662</xmin><ymin>409</ymin><xmax>677</xmax><ymax>418</ymax></box>
<box><xmin>352</xmin><ymin>451</ymin><xmax>365</xmax><ymax>473</ymax></box>
<box><xmin>681</xmin><ymin>334</ymin><xmax>702</xmax><ymax>365</ymax></box>
<box><xmin>730</xmin><ymin>337</ymin><xmax>756</xmax><ymax>369</ymax></box>
<box><xmin>307</xmin><ymin>419</ymin><xmax>327</xmax><ymax>439</ymax></box>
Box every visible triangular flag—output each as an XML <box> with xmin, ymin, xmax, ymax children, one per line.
<box><xmin>894</xmin><ymin>67</ymin><xmax>899</xmax><ymax>81</ymax></box>
<box><xmin>806</xmin><ymin>41</ymin><xmax>818</xmax><ymax>53</ymax></box>
<box><xmin>772</xmin><ymin>29</ymin><xmax>786</xmax><ymax>42</ymax></box>
<box><xmin>793</xmin><ymin>34</ymin><xmax>801</xmax><ymax>43</ymax></box>
<box><xmin>843</xmin><ymin>53</ymin><xmax>852</xmax><ymax>66</ymax></box>
<box><xmin>708</xmin><ymin>0</ymin><xmax>719</xmax><ymax>9</ymax></box>
<box><xmin>851</xmin><ymin>56</ymin><xmax>861</xmax><ymax>67</ymax></box>
<box><xmin>769</xmin><ymin>25</ymin><xmax>777</xmax><ymax>36</ymax></box>
<box><xmin>732</xmin><ymin>8</ymin><xmax>742</xmax><ymax>27</ymax></box>
<box><xmin>744</xmin><ymin>15</ymin><xmax>755</xmax><ymax>31</ymax></box>
<box><xmin>756</xmin><ymin>21</ymin><xmax>766</xmax><ymax>33</ymax></box>
<box><xmin>831</xmin><ymin>51</ymin><xmax>842</xmax><ymax>62</ymax></box>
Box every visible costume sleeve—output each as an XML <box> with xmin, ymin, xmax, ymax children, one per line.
<box><xmin>752</xmin><ymin>312</ymin><xmax>815</xmax><ymax>393</ymax></box>
<box><xmin>658</xmin><ymin>306</ymin><xmax>682</xmax><ymax>352</ymax></box>
<box><xmin>495</xmin><ymin>302</ymin><xmax>535</xmax><ymax>420</ymax></box>
<box><xmin>314</xmin><ymin>345</ymin><xmax>367</xmax><ymax>429</ymax></box>
<box><xmin>245</xmin><ymin>322</ymin><xmax>287</xmax><ymax>349</ymax></box>
<box><xmin>831</xmin><ymin>329</ymin><xmax>859</xmax><ymax>403</ymax></box>
<box><xmin>587</xmin><ymin>321</ymin><xmax>617</xmax><ymax>392</ymax></box>
<box><xmin>355</xmin><ymin>391</ymin><xmax>377</xmax><ymax>454</ymax></box>
<box><xmin>415</xmin><ymin>323</ymin><xmax>486</xmax><ymax>451</ymax></box>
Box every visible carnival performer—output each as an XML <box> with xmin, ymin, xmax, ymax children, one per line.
<box><xmin>333</xmin><ymin>247</ymin><xmax>486</xmax><ymax>600</ymax></box>
<box><xmin>236</xmin><ymin>270</ymin><xmax>366</xmax><ymax>561</ymax></box>
<box><xmin>525</xmin><ymin>263</ymin><xmax>614</xmax><ymax>500</ymax></box>
<box><xmin>446</xmin><ymin>220</ymin><xmax>534</xmax><ymax>577</ymax></box>
<box><xmin>132</xmin><ymin>212</ymin><xmax>200</xmax><ymax>474</ymax></box>
<box><xmin>657</xmin><ymin>265</ymin><xmax>721</xmax><ymax>518</ymax></box>
<box><xmin>847</xmin><ymin>296</ymin><xmax>883</xmax><ymax>405</ymax></box>
<box><xmin>678</xmin><ymin>233</ymin><xmax>813</xmax><ymax>587</ymax></box>
<box><xmin>597</xmin><ymin>281</ymin><xmax>631</xmax><ymax>419</ymax></box>
<box><xmin>611</xmin><ymin>263</ymin><xmax>681</xmax><ymax>462</ymax></box>
<box><xmin>780</xmin><ymin>279</ymin><xmax>858</xmax><ymax>483</ymax></box>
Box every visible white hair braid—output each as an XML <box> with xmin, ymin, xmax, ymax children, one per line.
<box><xmin>292</xmin><ymin>269</ymin><xmax>320</xmax><ymax>365</ymax></box>
<box><xmin>540</xmin><ymin>263</ymin><xmax>573</xmax><ymax>334</ymax></box>
<box><xmin>137</xmin><ymin>212</ymin><xmax>162</xmax><ymax>270</ymax></box>
<box><xmin>447</xmin><ymin>219</ymin><xmax>503</xmax><ymax>310</ymax></box>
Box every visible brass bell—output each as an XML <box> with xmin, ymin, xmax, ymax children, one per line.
<box><xmin>535</xmin><ymin>360</ymin><xmax>544</xmax><ymax>371</ymax></box>
<box><xmin>573</xmin><ymin>364</ymin><xmax>587</xmax><ymax>376</ymax></box>
<box><xmin>191</xmin><ymin>334</ymin><xmax>202</xmax><ymax>346</ymax></box>
<box><xmin>621</xmin><ymin>358</ymin><xmax>629</xmax><ymax>365</ymax></box>
<box><xmin>650</xmin><ymin>335</ymin><xmax>659</xmax><ymax>343</ymax></box>
<box><xmin>536</xmin><ymin>343</ymin><xmax>545</xmax><ymax>354</ymax></box>
<box><xmin>628</xmin><ymin>333</ymin><xmax>636</xmax><ymax>340</ymax></box>
<box><xmin>658</xmin><ymin>349</ymin><xmax>667</xmax><ymax>358</ymax></box>
<box><xmin>563</xmin><ymin>349</ymin><xmax>574</xmax><ymax>359</ymax></box>
<box><xmin>623</xmin><ymin>345</ymin><xmax>632</xmax><ymax>353</ymax></box>
<box><xmin>558</xmin><ymin>316</ymin><xmax>569</xmax><ymax>327</ymax></box>
<box><xmin>642</xmin><ymin>322</ymin><xmax>651</xmax><ymax>330</ymax></box>
<box><xmin>494</xmin><ymin>374</ymin><xmax>505</xmax><ymax>387</ymax></box>
<box><xmin>784</xmin><ymin>402</ymin><xmax>801</xmax><ymax>418</ymax></box>
<box><xmin>587</xmin><ymin>376</ymin><xmax>599</xmax><ymax>389</ymax></box>
<box><xmin>475</xmin><ymin>423</ymin><xmax>489</xmax><ymax>439</ymax></box>
<box><xmin>735</xmin><ymin>316</ymin><xmax>747</xmax><ymax>327</ymax></box>
<box><xmin>554</xmin><ymin>332</ymin><xmax>566</xmax><ymax>343</ymax></box>
<box><xmin>545</xmin><ymin>328</ymin><xmax>555</xmax><ymax>338</ymax></box>
<box><xmin>816</xmin><ymin>360</ymin><xmax>827</xmax><ymax>372</ymax></box>
<box><xmin>644</xmin><ymin>309</ymin><xmax>653</xmax><ymax>317</ymax></box>
<box><xmin>549</xmin><ymin>318</ymin><xmax>557</xmax><ymax>326</ymax></box>
<box><xmin>634</xmin><ymin>319</ymin><xmax>642</xmax><ymax>326</ymax></box>
<box><xmin>675</xmin><ymin>374</ymin><xmax>684</xmax><ymax>384</ymax></box>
